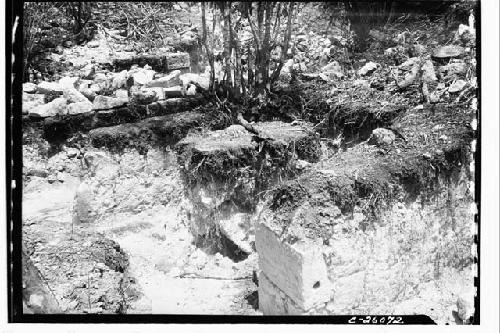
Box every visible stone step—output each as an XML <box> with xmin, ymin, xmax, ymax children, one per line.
<box><xmin>89</xmin><ymin>110</ymin><xmax>209</xmax><ymax>151</ymax></box>
<box><xmin>38</xmin><ymin>97</ymin><xmax>206</xmax><ymax>144</ymax></box>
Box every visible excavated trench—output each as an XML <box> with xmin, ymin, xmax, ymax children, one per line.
<box><xmin>22</xmin><ymin>86</ymin><xmax>475</xmax><ymax>319</ymax></box>
<box><xmin>22</xmin><ymin>97</ymin><xmax>322</xmax><ymax>314</ymax></box>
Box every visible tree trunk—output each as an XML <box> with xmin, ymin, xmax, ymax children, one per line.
<box><xmin>222</xmin><ymin>2</ymin><xmax>233</xmax><ymax>90</ymax></box>
<box><xmin>201</xmin><ymin>2</ymin><xmax>216</xmax><ymax>92</ymax></box>
<box><xmin>230</xmin><ymin>23</ymin><xmax>243</xmax><ymax>98</ymax></box>
<box><xmin>271</xmin><ymin>2</ymin><xmax>295</xmax><ymax>83</ymax></box>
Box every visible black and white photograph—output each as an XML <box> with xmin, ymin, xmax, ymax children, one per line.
<box><xmin>2</xmin><ymin>0</ymin><xmax>499</xmax><ymax>328</ymax></box>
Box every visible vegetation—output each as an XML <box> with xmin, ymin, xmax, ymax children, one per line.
<box><xmin>200</xmin><ymin>2</ymin><xmax>296</xmax><ymax>100</ymax></box>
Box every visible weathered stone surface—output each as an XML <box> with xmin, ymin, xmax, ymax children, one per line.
<box><xmin>22</xmin><ymin>249</ymin><xmax>61</xmax><ymax>314</ymax></box>
<box><xmin>111</xmin><ymin>70</ymin><xmax>129</xmax><ymax>90</ymax></box>
<box><xmin>30</xmin><ymin>97</ymin><xmax>67</xmax><ymax>118</ymax></box>
<box><xmin>369</xmin><ymin>128</ymin><xmax>396</xmax><ymax>146</ymax></box>
<box><xmin>59</xmin><ymin>76</ymin><xmax>80</xmax><ymax>89</ymax></box>
<box><xmin>448</xmin><ymin>79</ymin><xmax>467</xmax><ymax>93</ymax></box>
<box><xmin>132</xmin><ymin>69</ymin><xmax>156</xmax><ymax>86</ymax></box>
<box><xmin>398</xmin><ymin>57</ymin><xmax>419</xmax><ymax>70</ymax></box>
<box><xmin>320</xmin><ymin>61</ymin><xmax>344</xmax><ymax>80</ymax></box>
<box><xmin>132</xmin><ymin>88</ymin><xmax>161</xmax><ymax>104</ymax></box>
<box><xmin>421</xmin><ymin>60</ymin><xmax>438</xmax><ymax>83</ymax></box>
<box><xmin>89</xmin><ymin>84</ymin><xmax>104</xmax><ymax>95</ymax></box>
<box><xmin>23</xmin><ymin>93</ymin><xmax>46</xmax><ymax>115</ymax></box>
<box><xmin>87</xmin><ymin>40</ymin><xmax>100</xmax><ymax>48</ymax></box>
<box><xmin>146</xmin><ymin>97</ymin><xmax>205</xmax><ymax>117</ymax></box>
<box><xmin>432</xmin><ymin>45</ymin><xmax>465</xmax><ymax>59</ymax></box>
<box><xmin>23</xmin><ymin>82</ymin><xmax>38</xmax><ymax>94</ymax></box>
<box><xmin>83</xmin><ymin>151</ymin><xmax>121</xmax><ymax>179</ymax></box>
<box><xmin>358</xmin><ymin>61</ymin><xmax>378</xmax><ymax>76</ymax></box>
<box><xmin>440</xmin><ymin>61</ymin><xmax>467</xmax><ymax>76</ymax></box>
<box><xmin>67</xmin><ymin>101</ymin><xmax>93</xmax><ymax>115</ymax></box>
<box><xmin>180</xmin><ymin>73</ymin><xmax>210</xmax><ymax>90</ymax></box>
<box><xmin>412</xmin><ymin>44</ymin><xmax>427</xmax><ymax>56</ymax></box>
<box><xmin>36</xmin><ymin>81</ymin><xmax>63</xmax><ymax>94</ymax></box>
<box><xmin>63</xmin><ymin>88</ymin><xmax>89</xmax><ymax>104</ymax></box>
<box><xmin>166</xmin><ymin>52</ymin><xmax>191</xmax><ymax>70</ymax></box>
<box><xmin>186</xmin><ymin>85</ymin><xmax>197</xmax><ymax>96</ymax></box>
<box><xmin>163</xmin><ymin>86</ymin><xmax>185</xmax><ymax>98</ymax></box>
<box><xmin>146</xmin><ymin>70</ymin><xmax>181</xmax><ymax>88</ymax></box>
<box><xmin>90</xmin><ymin>111</ymin><xmax>206</xmax><ymax>150</ymax></box>
<box><xmin>259</xmin><ymin>272</ymin><xmax>305</xmax><ymax>315</ymax></box>
<box><xmin>114</xmin><ymin>89</ymin><xmax>129</xmax><ymax>100</ymax></box>
<box><xmin>73</xmin><ymin>181</ymin><xmax>96</xmax><ymax>224</ymax></box>
<box><xmin>93</xmin><ymin>105</ymin><xmax>146</xmax><ymax>128</ymax></box>
<box><xmin>80</xmin><ymin>64</ymin><xmax>96</xmax><ymax>80</ymax></box>
<box><xmin>218</xmin><ymin>213</ymin><xmax>254</xmax><ymax>255</ymax></box>
<box><xmin>93</xmin><ymin>73</ymin><xmax>108</xmax><ymax>86</ymax></box>
<box><xmin>79</xmin><ymin>88</ymin><xmax>97</xmax><ymax>102</ymax></box>
<box><xmin>92</xmin><ymin>95</ymin><xmax>128</xmax><ymax>110</ymax></box>
<box><xmin>256</xmin><ymin>222</ymin><xmax>333</xmax><ymax>310</ymax></box>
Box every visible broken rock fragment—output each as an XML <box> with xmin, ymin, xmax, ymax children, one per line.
<box><xmin>63</xmin><ymin>87</ymin><xmax>89</xmax><ymax>104</ymax></box>
<box><xmin>30</xmin><ymin>97</ymin><xmax>68</xmax><ymax>118</ymax></box>
<box><xmin>132</xmin><ymin>88</ymin><xmax>160</xmax><ymax>104</ymax></box>
<box><xmin>36</xmin><ymin>81</ymin><xmax>64</xmax><ymax>95</ymax></box>
<box><xmin>67</xmin><ymin>100</ymin><xmax>93</xmax><ymax>115</ymax></box>
<box><xmin>92</xmin><ymin>95</ymin><xmax>128</xmax><ymax>110</ymax></box>
<box><xmin>22</xmin><ymin>93</ymin><xmax>45</xmax><ymax>115</ymax></box>
<box><xmin>180</xmin><ymin>73</ymin><xmax>210</xmax><ymax>91</ymax></box>
<box><xmin>146</xmin><ymin>70</ymin><xmax>181</xmax><ymax>88</ymax></box>
<box><xmin>132</xmin><ymin>69</ymin><xmax>156</xmax><ymax>86</ymax></box>
<box><xmin>357</xmin><ymin>61</ymin><xmax>378</xmax><ymax>76</ymax></box>
<box><xmin>111</xmin><ymin>70</ymin><xmax>129</xmax><ymax>90</ymax></box>
<box><xmin>448</xmin><ymin>79</ymin><xmax>467</xmax><ymax>93</ymax></box>
<box><xmin>59</xmin><ymin>76</ymin><xmax>80</xmax><ymax>89</ymax></box>
<box><xmin>23</xmin><ymin>82</ymin><xmax>38</xmax><ymax>94</ymax></box>
<box><xmin>432</xmin><ymin>45</ymin><xmax>465</xmax><ymax>59</ymax></box>
<box><xmin>369</xmin><ymin>128</ymin><xmax>396</xmax><ymax>146</ymax></box>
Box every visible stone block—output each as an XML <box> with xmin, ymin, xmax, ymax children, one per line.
<box><xmin>163</xmin><ymin>86</ymin><xmax>185</xmax><ymax>98</ymax></box>
<box><xmin>67</xmin><ymin>101</ymin><xmax>93</xmax><ymax>115</ymax></box>
<box><xmin>36</xmin><ymin>81</ymin><xmax>63</xmax><ymax>94</ymax></box>
<box><xmin>92</xmin><ymin>95</ymin><xmax>128</xmax><ymax>110</ymax></box>
<box><xmin>146</xmin><ymin>70</ymin><xmax>181</xmax><ymax>88</ymax></box>
<box><xmin>30</xmin><ymin>97</ymin><xmax>67</xmax><ymax>118</ymax></box>
<box><xmin>259</xmin><ymin>272</ymin><xmax>305</xmax><ymax>315</ymax></box>
<box><xmin>256</xmin><ymin>222</ymin><xmax>333</xmax><ymax>310</ymax></box>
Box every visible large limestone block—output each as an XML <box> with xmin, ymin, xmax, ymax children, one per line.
<box><xmin>256</xmin><ymin>222</ymin><xmax>333</xmax><ymax>310</ymax></box>
<box><xmin>259</xmin><ymin>272</ymin><xmax>305</xmax><ymax>315</ymax></box>
<box><xmin>36</xmin><ymin>81</ymin><xmax>63</xmax><ymax>94</ymax></box>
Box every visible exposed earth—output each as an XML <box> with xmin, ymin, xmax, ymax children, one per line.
<box><xmin>20</xmin><ymin>1</ymin><xmax>477</xmax><ymax>323</ymax></box>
